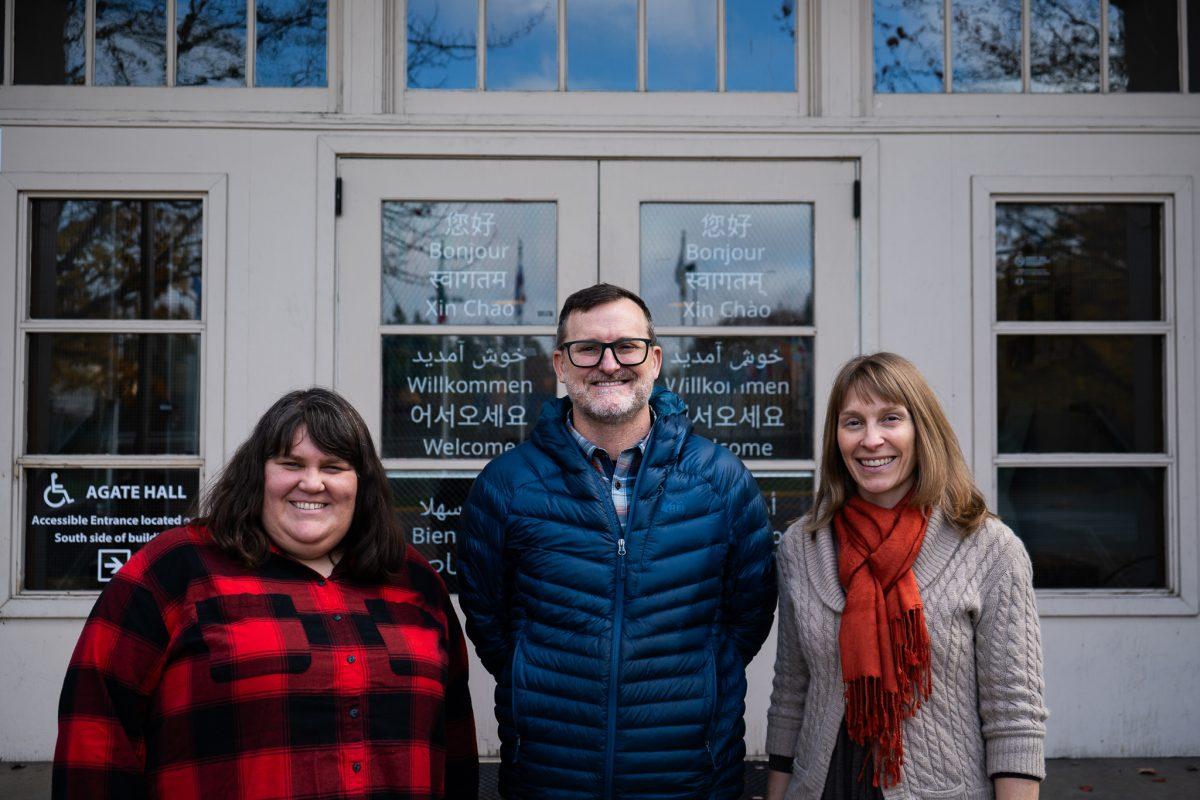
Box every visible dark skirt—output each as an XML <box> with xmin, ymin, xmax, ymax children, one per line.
<box><xmin>821</xmin><ymin>720</ymin><xmax>884</xmax><ymax>800</ymax></box>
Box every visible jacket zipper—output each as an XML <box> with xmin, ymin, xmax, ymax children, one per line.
<box><xmin>511</xmin><ymin>638</ymin><xmax>524</xmax><ymax>764</ymax></box>
<box><xmin>602</xmin><ymin>432</ymin><xmax>653</xmax><ymax>799</ymax></box>
<box><xmin>705</xmin><ymin>642</ymin><xmax>718</xmax><ymax>772</ymax></box>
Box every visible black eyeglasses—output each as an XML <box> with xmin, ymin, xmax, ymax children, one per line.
<box><xmin>559</xmin><ymin>338</ymin><xmax>654</xmax><ymax>368</ymax></box>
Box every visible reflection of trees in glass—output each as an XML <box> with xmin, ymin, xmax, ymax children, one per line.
<box><xmin>407</xmin><ymin>0</ymin><xmax>548</xmax><ymax>89</ymax></box>
<box><xmin>256</xmin><ymin>0</ymin><xmax>327</xmax><ymax>87</ymax></box>
<box><xmin>13</xmin><ymin>0</ymin><xmax>86</xmax><ymax>85</ymax></box>
<box><xmin>874</xmin><ymin>0</ymin><xmax>944</xmax><ymax>92</ymax></box>
<box><xmin>381</xmin><ymin>201</ymin><xmax>554</xmax><ymax>326</ymax></box>
<box><xmin>95</xmin><ymin>0</ymin><xmax>167</xmax><ymax>86</ymax></box>
<box><xmin>31</xmin><ymin>199</ymin><xmax>203</xmax><ymax>321</ymax></box>
<box><xmin>995</xmin><ymin>203</ymin><xmax>1160</xmax><ymax>322</ymax></box>
<box><xmin>1031</xmin><ymin>0</ymin><xmax>1100</xmax><ymax>92</ymax></box>
<box><xmin>487</xmin><ymin>1</ymin><xmax>555</xmax><ymax>90</ymax></box>
<box><xmin>28</xmin><ymin>334</ymin><xmax>200</xmax><ymax>455</ymax></box>
<box><xmin>381</xmin><ymin>202</ymin><xmax>472</xmax><ymax>324</ymax></box>
<box><xmin>874</xmin><ymin>0</ymin><xmax>1171</xmax><ymax>93</ymax></box>
<box><xmin>177</xmin><ymin>0</ymin><xmax>247</xmax><ymax>86</ymax></box>
<box><xmin>951</xmin><ymin>0</ymin><xmax>1021</xmax><ymax>92</ymax></box>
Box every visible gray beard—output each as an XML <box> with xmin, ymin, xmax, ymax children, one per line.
<box><xmin>566</xmin><ymin>375</ymin><xmax>653</xmax><ymax>427</ymax></box>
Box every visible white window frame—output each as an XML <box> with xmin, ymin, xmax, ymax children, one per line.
<box><xmin>0</xmin><ymin>0</ymin><xmax>338</xmax><ymax>113</ymax></box>
<box><xmin>0</xmin><ymin>171</ymin><xmax>228</xmax><ymax>619</ymax></box>
<box><xmin>970</xmin><ymin>174</ymin><xmax>1197</xmax><ymax>616</ymax></box>
<box><xmin>392</xmin><ymin>0</ymin><xmax>816</xmax><ymax>119</ymax></box>
<box><xmin>868</xmin><ymin>0</ymin><xmax>1200</xmax><ymax>119</ymax></box>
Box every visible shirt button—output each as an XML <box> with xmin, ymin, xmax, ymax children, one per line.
<box><xmin>318</xmin><ymin>579</ymin><xmax>326</xmax><ymax>586</ymax></box>
<box><xmin>614</xmin><ymin>479</ymin><xmax>621</xmax><ymax>488</ymax></box>
<box><xmin>352</xmin><ymin>762</ymin><xmax>362</xmax><ymax>773</ymax></box>
<box><xmin>333</xmin><ymin>614</ymin><xmax>342</xmax><ymax>621</ymax></box>
<box><xmin>347</xmin><ymin>655</ymin><xmax>356</xmax><ymax>664</ymax></box>
<box><xmin>349</xmin><ymin>707</ymin><xmax>359</xmax><ymax>718</ymax></box>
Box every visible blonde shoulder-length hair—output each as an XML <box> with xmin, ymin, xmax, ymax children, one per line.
<box><xmin>807</xmin><ymin>352</ymin><xmax>992</xmax><ymax>534</ymax></box>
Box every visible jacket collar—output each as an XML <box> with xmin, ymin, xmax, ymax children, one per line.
<box><xmin>530</xmin><ymin>386</ymin><xmax>689</xmax><ymax>476</ymax></box>
<box><xmin>802</xmin><ymin>506</ymin><xmax>962</xmax><ymax>613</ymax></box>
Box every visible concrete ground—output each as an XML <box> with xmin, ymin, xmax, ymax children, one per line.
<box><xmin>4</xmin><ymin>757</ymin><xmax>1198</xmax><ymax>798</ymax></box>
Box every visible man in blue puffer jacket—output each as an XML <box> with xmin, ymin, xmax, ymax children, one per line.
<box><xmin>459</xmin><ymin>283</ymin><xmax>776</xmax><ymax>800</ymax></box>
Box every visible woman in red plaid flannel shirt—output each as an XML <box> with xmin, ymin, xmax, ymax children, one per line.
<box><xmin>54</xmin><ymin>388</ymin><xmax>478</xmax><ymax>799</ymax></box>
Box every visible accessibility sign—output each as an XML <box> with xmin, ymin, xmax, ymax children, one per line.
<box><xmin>25</xmin><ymin>467</ymin><xmax>197</xmax><ymax>591</ymax></box>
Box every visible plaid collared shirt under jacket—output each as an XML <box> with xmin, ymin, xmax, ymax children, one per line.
<box><xmin>566</xmin><ymin>413</ymin><xmax>652</xmax><ymax>530</ymax></box>
<box><xmin>53</xmin><ymin>525</ymin><xmax>478</xmax><ymax>800</ymax></box>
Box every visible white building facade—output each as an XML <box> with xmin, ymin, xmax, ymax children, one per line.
<box><xmin>1</xmin><ymin>0</ymin><xmax>1198</xmax><ymax>762</ymax></box>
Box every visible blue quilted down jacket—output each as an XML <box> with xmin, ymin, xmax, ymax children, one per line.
<box><xmin>458</xmin><ymin>388</ymin><xmax>776</xmax><ymax>800</ymax></box>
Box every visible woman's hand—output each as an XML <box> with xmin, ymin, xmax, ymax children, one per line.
<box><xmin>994</xmin><ymin>776</ymin><xmax>1039</xmax><ymax>800</ymax></box>
<box><xmin>766</xmin><ymin>768</ymin><xmax>792</xmax><ymax>800</ymax></box>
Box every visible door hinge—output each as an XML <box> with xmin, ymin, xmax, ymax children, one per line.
<box><xmin>852</xmin><ymin>179</ymin><xmax>861</xmax><ymax>219</ymax></box>
<box><xmin>335</xmin><ymin>177</ymin><xmax>343</xmax><ymax>217</ymax></box>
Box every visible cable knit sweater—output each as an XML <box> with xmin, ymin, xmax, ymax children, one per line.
<box><xmin>766</xmin><ymin>510</ymin><xmax>1048</xmax><ymax>800</ymax></box>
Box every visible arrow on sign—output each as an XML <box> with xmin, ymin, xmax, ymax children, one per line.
<box><xmin>97</xmin><ymin>549</ymin><xmax>132</xmax><ymax>582</ymax></box>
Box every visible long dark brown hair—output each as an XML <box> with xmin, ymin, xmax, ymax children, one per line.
<box><xmin>808</xmin><ymin>352</ymin><xmax>992</xmax><ymax>534</ymax></box>
<box><xmin>195</xmin><ymin>388</ymin><xmax>406</xmax><ymax>581</ymax></box>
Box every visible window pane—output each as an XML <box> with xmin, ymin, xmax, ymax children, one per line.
<box><xmin>755</xmin><ymin>473</ymin><xmax>815</xmax><ymax>544</ymax></box>
<box><xmin>996</xmin><ymin>203</ymin><xmax>1162</xmax><ymax>322</ymax></box>
<box><xmin>1031</xmin><ymin>0</ymin><xmax>1100</xmax><ymax>92</ymax></box>
<box><xmin>381</xmin><ymin>202</ymin><xmax>557</xmax><ymax>326</ymax></box>
<box><xmin>640</xmin><ymin>203</ymin><xmax>813</xmax><ymax>327</ymax></box>
<box><xmin>407</xmin><ymin>0</ymin><xmax>477</xmax><ymax>89</ymax></box>
<box><xmin>177</xmin><ymin>0</ymin><xmax>246</xmax><ymax>86</ymax></box>
<box><xmin>256</xmin><ymin>0</ymin><xmax>327</xmax><ymax>87</ymax></box>
<box><xmin>873</xmin><ymin>0</ymin><xmax>944</xmax><ymax>93</ymax></box>
<box><xmin>382</xmin><ymin>334</ymin><xmax>557</xmax><ymax>458</ymax></box>
<box><xmin>27</xmin><ymin>333</ymin><xmax>201</xmax><ymax>455</ymax></box>
<box><xmin>30</xmin><ymin>199</ymin><xmax>203</xmax><ymax>321</ymax></box>
<box><xmin>1109</xmin><ymin>0</ymin><xmax>1180</xmax><ymax>92</ymax></box>
<box><xmin>647</xmin><ymin>0</ymin><xmax>717</xmax><ymax>91</ymax></box>
<box><xmin>390</xmin><ymin>472</ymin><xmax>473</xmax><ymax>592</ymax></box>
<box><xmin>659</xmin><ymin>336</ymin><xmax>813</xmax><ymax>459</ymax></box>
<box><xmin>24</xmin><ymin>467</ymin><xmax>199</xmax><ymax>590</ymax></box>
<box><xmin>726</xmin><ymin>0</ymin><xmax>796</xmax><ymax>92</ymax></box>
<box><xmin>13</xmin><ymin>0</ymin><xmax>85</xmax><ymax>85</ymax></box>
<box><xmin>952</xmin><ymin>0</ymin><xmax>1021</xmax><ymax>92</ymax></box>
<box><xmin>487</xmin><ymin>0</ymin><xmax>557</xmax><ymax>90</ymax></box>
<box><xmin>997</xmin><ymin>335</ymin><xmax>1163</xmax><ymax>453</ymax></box>
<box><xmin>95</xmin><ymin>0</ymin><xmax>167</xmax><ymax>86</ymax></box>
<box><xmin>567</xmin><ymin>0</ymin><xmax>636</xmax><ymax>90</ymax></box>
<box><xmin>999</xmin><ymin>467</ymin><xmax>1165</xmax><ymax>588</ymax></box>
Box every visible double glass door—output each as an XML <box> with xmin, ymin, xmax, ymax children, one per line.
<box><xmin>336</xmin><ymin>158</ymin><xmax>858</xmax><ymax>591</ymax></box>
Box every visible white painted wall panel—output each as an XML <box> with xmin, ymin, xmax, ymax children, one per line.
<box><xmin>0</xmin><ymin>125</ymin><xmax>1197</xmax><ymax>763</ymax></box>
<box><xmin>0</xmin><ymin>619</ymin><xmax>84</xmax><ymax>760</ymax></box>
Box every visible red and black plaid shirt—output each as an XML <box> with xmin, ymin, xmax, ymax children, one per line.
<box><xmin>53</xmin><ymin>525</ymin><xmax>477</xmax><ymax>799</ymax></box>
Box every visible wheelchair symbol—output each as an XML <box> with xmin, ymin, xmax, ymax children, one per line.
<box><xmin>43</xmin><ymin>472</ymin><xmax>76</xmax><ymax>509</ymax></box>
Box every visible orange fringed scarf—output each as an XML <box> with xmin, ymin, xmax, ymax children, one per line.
<box><xmin>834</xmin><ymin>493</ymin><xmax>932</xmax><ymax>788</ymax></box>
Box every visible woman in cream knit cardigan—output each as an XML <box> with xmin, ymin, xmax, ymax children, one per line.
<box><xmin>766</xmin><ymin>353</ymin><xmax>1048</xmax><ymax>800</ymax></box>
